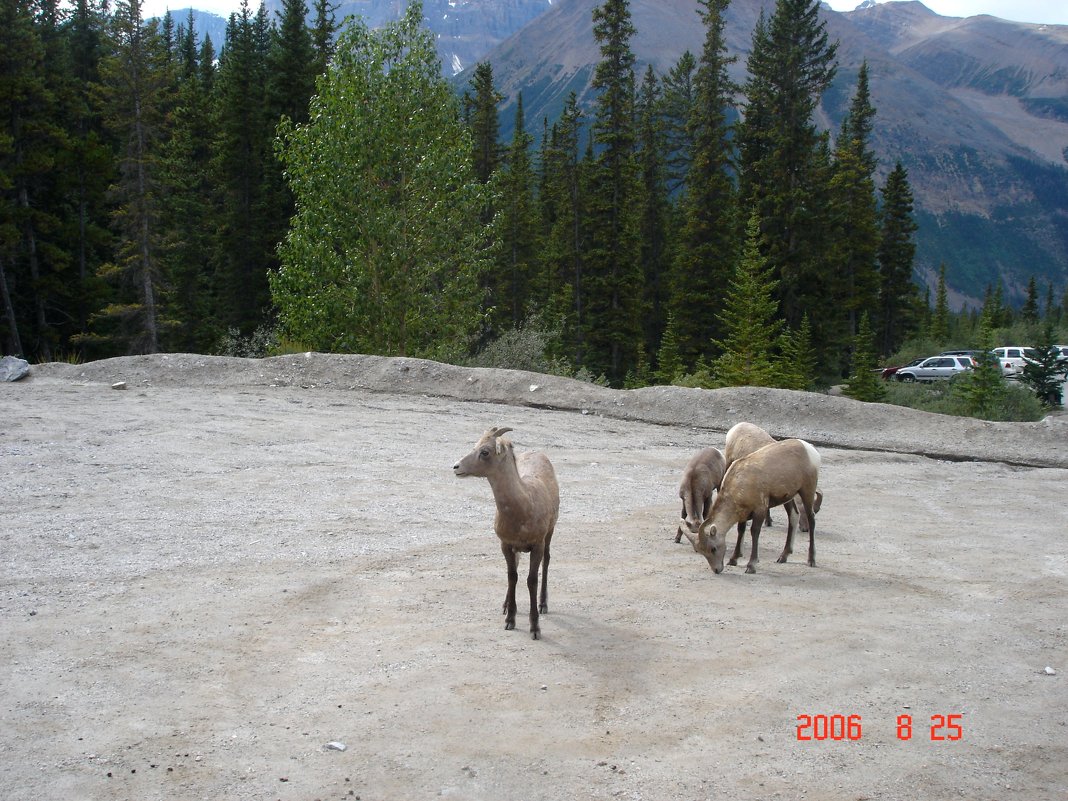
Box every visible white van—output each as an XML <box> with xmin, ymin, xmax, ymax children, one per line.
<box><xmin>993</xmin><ymin>346</ymin><xmax>1038</xmax><ymax>376</ymax></box>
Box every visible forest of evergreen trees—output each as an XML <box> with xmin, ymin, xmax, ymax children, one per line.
<box><xmin>3</xmin><ymin>0</ymin><xmax>1065</xmax><ymax>393</ymax></box>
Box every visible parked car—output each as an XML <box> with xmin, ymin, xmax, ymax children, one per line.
<box><xmin>881</xmin><ymin>357</ymin><xmax>926</xmax><ymax>381</ymax></box>
<box><xmin>895</xmin><ymin>355</ymin><xmax>976</xmax><ymax>382</ymax></box>
<box><xmin>993</xmin><ymin>346</ymin><xmax>1039</xmax><ymax>376</ymax></box>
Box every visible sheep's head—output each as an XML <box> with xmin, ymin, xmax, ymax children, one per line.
<box><xmin>695</xmin><ymin>519</ymin><xmax>727</xmax><ymax>574</ymax></box>
<box><xmin>453</xmin><ymin>427</ymin><xmax>514</xmax><ymax>478</ymax></box>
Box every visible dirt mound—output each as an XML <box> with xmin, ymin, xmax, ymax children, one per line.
<box><xmin>33</xmin><ymin>352</ymin><xmax>1068</xmax><ymax>467</ymax></box>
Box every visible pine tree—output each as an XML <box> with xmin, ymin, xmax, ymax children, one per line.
<box><xmin>876</xmin><ymin>162</ymin><xmax>919</xmax><ymax>355</ymax></box>
<box><xmin>843</xmin><ymin>312</ymin><xmax>886</xmax><ymax>402</ymax></box>
<box><xmin>668</xmin><ymin>0</ymin><xmax>737</xmax><ymax>370</ymax></box>
<box><xmin>584</xmin><ymin>0</ymin><xmax>642</xmax><ymax>385</ymax></box>
<box><xmin>656</xmin><ymin>310</ymin><xmax>684</xmax><ymax>384</ymax></box>
<box><xmin>711</xmin><ymin>211</ymin><xmax>784</xmax><ymax>387</ymax></box>
<box><xmin>271</xmin><ymin>1</ymin><xmax>494</xmax><ymax>360</ymax></box>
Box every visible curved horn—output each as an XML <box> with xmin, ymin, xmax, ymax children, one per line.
<box><xmin>489</xmin><ymin>427</ymin><xmax>513</xmax><ymax>438</ymax></box>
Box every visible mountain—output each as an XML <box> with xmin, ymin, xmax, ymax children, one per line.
<box><xmin>468</xmin><ymin>0</ymin><xmax>1068</xmax><ymax>310</ymax></box>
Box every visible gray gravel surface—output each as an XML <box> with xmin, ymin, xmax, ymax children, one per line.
<box><xmin>2</xmin><ymin>353</ymin><xmax>1066</xmax><ymax>801</ymax></box>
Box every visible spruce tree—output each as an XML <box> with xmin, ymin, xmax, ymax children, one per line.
<box><xmin>668</xmin><ymin>0</ymin><xmax>737</xmax><ymax>370</ymax></box>
<box><xmin>1020</xmin><ymin>276</ymin><xmax>1039</xmax><ymax>323</ymax></box>
<box><xmin>272</xmin><ymin>1</ymin><xmax>494</xmax><ymax>360</ymax></box>
<box><xmin>737</xmin><ymin>0</ymin><xmax>838</xmax><ymax>366</ymax></box>
<box><xmin>536</xmin><ymin>94</ymin><xmax>586</xmax><ymax>366</ymax></box>
<box><xmin>636</xmin><ymin>65</ymin><xmax>670</xmax><ymax>362</ymax></box>
<box><xmin>584</xmin><ymin>0</ymin><xmax>642</xmax><ymax>385</ymax></box>
<box><xmin>95</xmin><ymin>0</ymin><xmax>174</xmax><ymax>353</ymax></box>
<box><xmin>497</xmin><ymin>93</ymin><xmax>538</xmax><ymax>329</ymax></box>
<box><xmin>464</xmin><ymin>62</ymin><xmax>501</xmax><ymax>185</ymax></box>
<box><xmin>711</xmin><ymin>211</ymin><xmax>784</xmax><ymax>388</ymax></box>
<box><xmin>953</xmin><ymin>320</ymin><xmax>1006</xmax><ymax>419</ymax></box>
<box><xmin>876</xmin><ymin>162</ymin><xmax>919</xmax><ymax>355</ymax></box>
<box><xmin>827</xmin><ymin>62</ymin><xmax>879</xmax><ymax>367</ymax></box>
<box><xmin>213</xmin><ymin>0</ymin><xmax>273</xmax><ymax>333</ymax></box>
<box><xmin>931</xmin><ymin>263</ymin><xmax>950</xmax><ymax>344</ymax></box>
<box><xmin>310</xmin><ymin>0</ymin><xmax>339</xmax><ymax>76</ymax></box>
<box><xmin>660</xmin><ymin>50</ymin><xmax>696</xmax><ymax>193</ymax></box>
<box><xmin>843</xmin><ymin>312</ymin><xmax>886</xmax><ymax>402</ymax></box>
<box><xmin>1020</xmin><ymin>323</ymin><xmax>1068</xmax><ymax>407</ymax></box>
<box><xmin>778</xmin><ymin>313</ymin><xmax>816</xmax><ymax>390</ymax></box>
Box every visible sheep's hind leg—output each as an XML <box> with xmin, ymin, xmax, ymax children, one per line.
<box><xmin>778</xmin><ymin>500</ymin><xmax>799</xmax><ymax>563</ymax></box>
<box><xmin>502</xmin><ymin>544</ymin><xmax>518</xmax><ymax>630</ymax></box>
<box><xmin>527</xmin><ymin>545</ymin><xmax>544</xmax><ymax>640</ymax></box>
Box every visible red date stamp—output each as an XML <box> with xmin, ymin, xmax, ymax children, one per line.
<box><xmin>796</xmin><ymin>713</ymin><xmax>963</xmax><ymax>741</ymax></box>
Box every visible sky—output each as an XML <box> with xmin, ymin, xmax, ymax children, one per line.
<box><xmin>142</xmin><ymin>0</ymin><xmax>1068</xmax><ymax>28</ymax></box>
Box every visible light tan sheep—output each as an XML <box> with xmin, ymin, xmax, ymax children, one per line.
<box><xmin>723</xmin><ymin>421</ymin><xmax>823</xmax><ymax>565</ymax></box>
<box><xmin>674</xmin><ymin>447</ymin><xmax>727</xmax><ymax>543</ymax></box>
<box><xmin>453</xmin><ymin>427</ymin><xmax>560</xmax><ymax>640</ymax></box>
<box><xmin>682</xmin><ymin>438</ymin><xmax>821</xmax><ymax>574</ymax></box>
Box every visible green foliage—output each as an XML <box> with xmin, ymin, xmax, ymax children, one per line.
<box><xmin>271</xmin><ymin>2</ymin><xmax>494</xmax><ymax>361</ymax></box>
<box><xmin>463</xmin><ymin>312</ymin><xmax>573</xmax><ymax>376</ymax></box>
<box><xmin>710</xmin><ymin>212</ymin><xmax>785</xmax><ymax>387</ymax></box>
<box><xmin>882</xmin><ymin>379</ymin><xmax>1043</xmax><ymax>422</ymax></box>
<box><xmin>843</xmin><ymin>312</ymin><xmax>886</xmax><ymax>402</ymax></box>
<box><xmin>950</xmin><ymin>321</ymin><xmax>1009</xmax><ymax>419</ymax></box>
<box><xmin>777</xmin><ymin>314</ymin><xmax>817</xmax><ymax>390</ymax></box>
<box><xmin>1018</xmin><ymin>323</ymin><xmax>1068</xmax><ymax>408</ymax></box>
<box><xmin>215</xmin><ymin>324</ymin><xmax>278</xmax><ymax>358</ymax></box>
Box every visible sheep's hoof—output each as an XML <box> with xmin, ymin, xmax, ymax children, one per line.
<box><xmin>538</xmin><ymin>603</ymin><xmax>548</xmax><ymax>614</ymax></box>
<box><xmin>728</xmin><ymin>557</ymin><xmax>739</xmax><ymax>566</ymax></box>
<box><xmin>674</xmin><ymin>532</ymin><xmax>682</xmax><ymax>543</ymax></box>
<box><xmin>807</xmin><ymin>558</ymin><xmax>817</xmax><ymax>567</ymax></box>
<box><xmin>531</xmin><ymin>629</ymin><xmax>540</xmax><ymax>640</ymax></box>
<box><xmin>776</xmin><ymin>554</ymin><xmax>788</xmax><ymax>564</ymax></box>
<box><xmin>504</xmin><ymin>620</ymin><xmax>515</xmax><ymax>630</ymax></box>
<box><xmin>745</xmin><ymin>565</ymin><xmax>757</xmax><ymax>574</ymax></box>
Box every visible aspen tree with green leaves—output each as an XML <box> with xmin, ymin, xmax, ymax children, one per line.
<box><xmin>271</xmin><ymin>2</ymin><xmax>494</xmax><ymax>361</ymax></box>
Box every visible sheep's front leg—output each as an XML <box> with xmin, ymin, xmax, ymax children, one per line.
<box><xmin>746</xmin><ymin>511</ymin><xmax>765</xmax><ymax>574</ymax></box>
<box><xmin>539</xmin><ymin>530</ymin><xmax>552</xmax><ymax>614</ymax></box>
<box><xmin>502</xmin><ymin>543</ymin><xmax>518</xmax><ymax>630</ymax></box>
<box><xmin>527</xmin><ymin>545</ymin><xmax>543</xmax><ymax>640</ymax></box>
<box><xmin>729</xmin><ymin>521</ymin><xmax>746</xmax><ymax>566</ymax></box>
<box><xmin>804</xmin><ymin>502</ymin><xmax>817</xmax><ymax>567</ymax></box>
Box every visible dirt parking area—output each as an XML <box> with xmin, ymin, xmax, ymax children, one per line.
<box><xmin>1</xmin><ymin>354</ymin><xmax>1066</xmax><ymax>801</ymax></box>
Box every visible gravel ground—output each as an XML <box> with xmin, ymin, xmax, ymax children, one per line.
<box><xmin>1</xmin><ymin>353</ymin><xmax>1066</xmax><ymax>801</ymax></box>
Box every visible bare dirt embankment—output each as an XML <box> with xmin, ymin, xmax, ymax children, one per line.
<box><xmin>2</xmin><ymin>353</ymin><xmax>1066</xmax><ymax>801</ymax></box>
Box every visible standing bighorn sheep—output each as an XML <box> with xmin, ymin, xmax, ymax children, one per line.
<box><xmin>683</xmin><ymin>438</ymin><xmax>821</xmax><ymax>574</ymax></box>
<box><xmin>453</xmin><ymin>427</ymin><xmax>559</xmax><ymax>640</ymax></box>
<box><xmin>674</xmin><ymin>447</ymin><xmax>727</xmax><ymax>543</ymax></box>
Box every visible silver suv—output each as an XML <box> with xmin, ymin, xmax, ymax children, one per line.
<box><xmin>895</xmin><ymin>355</ymin><xmax>976</xmax><ymax>382</ymax></box>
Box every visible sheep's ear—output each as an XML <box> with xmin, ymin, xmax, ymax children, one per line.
<box><xmin>495</xmin><ymin>438</ymin><xmax>507</xmax><ymax>456</ymax></box>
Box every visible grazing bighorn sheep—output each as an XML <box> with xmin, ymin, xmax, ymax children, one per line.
<box><xmin>674</xmin><ymin>447</ymin><xmax>727</xmax><ymax>543</ymax></box>
<box><xmin>682</xmin><ymin>438</ymin><xmax>821</xmax><ymax>574</ymax></box>
<box><xmin>453</xmin><ymin>427</ymin><xmax>559</xmax><ymax>640</ymax></box>
<box><xmin>723</xmin><ymin>421</ymin><xmax>822</xmax><ymax>564</ymax></box>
